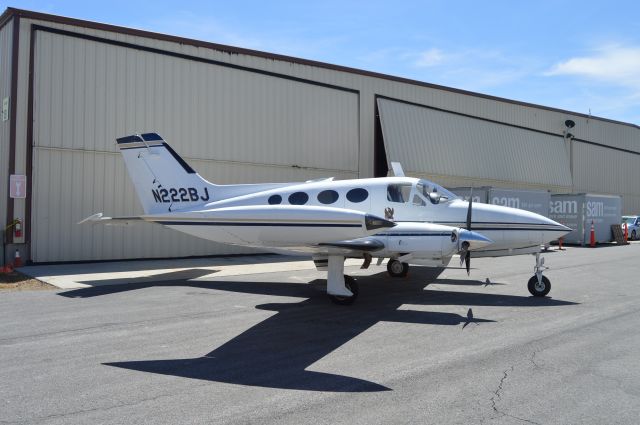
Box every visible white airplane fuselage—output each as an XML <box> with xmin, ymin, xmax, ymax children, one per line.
<box><xmin>142</xmin><ymin>176</ymin><xmax>568</xmax><ymax>261</ymax></box>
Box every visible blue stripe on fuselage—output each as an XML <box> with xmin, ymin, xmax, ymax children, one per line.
<box><xmin>376</xmin><ymin>232</ymin><xmax>452</xmax><ymax>237</ymax></box>
<box><xmin>156</xmin><ymin>221</ymin><xmax>361</xmax><ymax>228</ymax></box>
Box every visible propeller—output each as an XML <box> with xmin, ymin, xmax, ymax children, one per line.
<box><xmin>459</xmin><ymin>189</ymin><xmax>473</xmax><ymax>275</ymax></box>
<box><xmin>459</xmin><ymin>241</ymin><xmax>471</xmax><ymax>275</ymax></box>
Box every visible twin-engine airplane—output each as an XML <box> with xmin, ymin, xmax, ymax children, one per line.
<box><xmin>81</xmin><ymin>133</ymin><xmax>571</xmax><ymax>305</ymax></box>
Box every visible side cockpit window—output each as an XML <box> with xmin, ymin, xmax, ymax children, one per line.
<box><xmin>387</xmin><ymin>184</ymin><xmax>412</xmax><ymax>203</ymax></box>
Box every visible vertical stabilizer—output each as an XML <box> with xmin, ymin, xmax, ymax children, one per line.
<box><xmin>116</xmin><ymin>133</ymin><xmax>217</xmax><ymax>214</ymax></box>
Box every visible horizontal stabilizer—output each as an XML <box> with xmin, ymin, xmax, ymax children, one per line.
<box><xmin>78</xmin><ymin>213</ymin><xmax>144</xmax><ymax>226</ymax></box>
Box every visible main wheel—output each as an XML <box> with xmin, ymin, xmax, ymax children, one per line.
<box><xmin>631</xmin><ymin>230</ymin><xmax>637</xmax><ymax>241</ymax></box>
<box><xmin>329</xmin><ymin>275</ymin><xmax>359</xmax><ymax>305</ymax></box>
<box><xmin>387</xmin><ymin>259</ymin><xmax>409</xmax><ymax>277</ymax></box>
<box><xmin>528</xmin><ymin>275</ymin><xmax>551</xmax><ymax>297</ymax></box>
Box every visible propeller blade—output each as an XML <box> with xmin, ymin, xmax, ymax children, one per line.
<box><xmin>459</xmin><ymin>189</ymin><xmax>475</xmax><ymax>277</ymax></box>
<box><xmin>459</xmin><ymin>241</ymin><xmax>469</xmax><ymax>267</ymax></box>
<box><xmin>465</xmin><ymin>251</ymin><xmax>471</xmax><ymax>275</ymax></box>
<box><xmin>466</xmin><ymin>188</ymin><xmax>473</xmax><ymax>230</ymax></box>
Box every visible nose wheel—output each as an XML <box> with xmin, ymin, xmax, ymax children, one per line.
<box><xmin>528</xmin><ymin>252</ymin><xmax>551</xmax><ymax>297</ymax></box>
<box><xmin>528</xmin><ymin>275</ymin><xmax>550</xmax><ymax>297</ymax></box>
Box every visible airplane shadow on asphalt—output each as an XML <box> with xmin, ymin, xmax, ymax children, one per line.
<box><xmin>60</xmin><ymin>267</ymin><xmax>578</xmax><ymax>393</ymax></box>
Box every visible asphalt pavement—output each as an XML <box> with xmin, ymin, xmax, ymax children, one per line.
<box><xmin>1</xmin><ymin>243</ymin><xmax>639</xmax><ymax>424</ymax></box>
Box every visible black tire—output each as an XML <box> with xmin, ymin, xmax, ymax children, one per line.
<box><xmin>631</xmin><ymin>230</ymin><xmax>637</xmax><ymax>241</ymax></box>
<box><xmin>329</xmin><ymin>275</ymin><xmax>359</xmax><ymax>305</ymax></box>
<box><xmin>387</xmin><ymin>260</ymin><xmax>409</xmax><ymax>277</ymax></box>
<box><xmin>528</xmin><ymin>275</ymin><xmax>551</xmax><ymax>297</ymax></box>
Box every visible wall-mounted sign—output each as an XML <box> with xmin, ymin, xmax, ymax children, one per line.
<box><xmin>2</xmin><ymin>96</ymin><xmax>8</xmax><ymax>122</ymax></box>
<box><xmin>9</xmin><ymin>174</ymin><xmax>26</xmax><ymax>199</ymax></box>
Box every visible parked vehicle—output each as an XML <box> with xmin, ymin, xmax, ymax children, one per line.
<box><xmin>622</xmin><ymin>216</ymin><xmax>640</xmax><ymax>240</ymax></box>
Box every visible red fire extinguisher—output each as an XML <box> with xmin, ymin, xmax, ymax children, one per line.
<box><xmin>13</xmin><ymin>219</ymin><xmax>22</xmax><ymax>238</ymax></box>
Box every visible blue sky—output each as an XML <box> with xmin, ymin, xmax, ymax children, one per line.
<box><xmin>4</xmin><ymin>1</ymin><xmax>640</xmax><ymax>124</ymax></box>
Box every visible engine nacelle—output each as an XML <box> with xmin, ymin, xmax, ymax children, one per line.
<box><xmin>370</xmin><ymin>222</ymin><xmax>493</xmax><ymax>260</ymax></box>
<box><xmin>378</xmin><ymin>222</ymin><xmax>459</xmax><ymax>258</ymax></box>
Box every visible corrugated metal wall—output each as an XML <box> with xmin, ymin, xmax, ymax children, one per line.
<box><xmin>377</xmin><ymin>98</ymin><xmax>573</xmax><ymax>191</ymax></box>
<box><xmin>573</xmin><ymin>142</ymin><xmax>640</xmax><ymax>213</ymax></box>
<box><xmin>30</xmin><ymin>29</ymin><xmax>359</xmax><ymax>262</ymax></box>
<box><xmin>0</xmin><ymin>19</ymin><xmax>12</xmax><ymax>255</ymax></box>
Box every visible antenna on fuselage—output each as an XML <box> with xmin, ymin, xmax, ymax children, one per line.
<box><xmin>389</xmin><ymin>162</ymin><xmax>405</xmax><ymax>177</ymax></box>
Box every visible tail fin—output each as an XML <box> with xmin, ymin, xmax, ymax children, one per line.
<box><xmin>117</xmin><ymin>133</ymin><xmax>216</xmax><ymax>214</ymax></box>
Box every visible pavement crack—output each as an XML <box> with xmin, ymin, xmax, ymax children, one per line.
<box><xmin>503</xmin><ymin>413</ymin><xmax>543</xmax><ymax>425</ymax></box>
<box><xmin>529</xmin><ymin>349</ymin><xmax>542</xmax><ymax>369</ymax></box>
<box><xmin>489</xmin><ymin>365</ymin><xmax>542</xmax><ymax>425</ymax></box>
<box><xmin>490</xmin><ymin>365</ymin><xmax>513</xmax><ymax>413</ymax></box>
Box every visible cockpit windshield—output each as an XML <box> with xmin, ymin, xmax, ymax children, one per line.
<box><xmin>413</xmin><ymin>179</ymin><xmax>458</xmax><ymax>205</ymax></box>
<box><xmin>388</xmin><ymin>180</ymin><xmax>458</xmax><ymax>206</ymax></box>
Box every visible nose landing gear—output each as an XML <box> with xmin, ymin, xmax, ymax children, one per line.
<box><xmin>528</xmin><ymin>252</ymin><xmax>551</xmax><ymax>297</ymax></box>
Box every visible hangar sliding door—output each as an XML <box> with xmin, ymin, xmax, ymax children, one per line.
<box><xmin>376</xmin><ymin>97</ymin><xmax>572</xmax><ymax>191</ymax></box>
<box><xmin>0</xmin><ymin>21</ymin><xmax>12</xmax><ymax>261</ymax></box>
<box><xmin>30</xmin><ymin>28</ymin><xmax>359</xmax><ymax>262</ymax></box>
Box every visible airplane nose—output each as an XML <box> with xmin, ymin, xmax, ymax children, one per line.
<box><xmin>535</xmin><ymin>215</ymin><xmax>573</xmax><ymax>234</ymax></box>
<box><xmin>536</xmin><ymin>216</ymin><xmax>573</xmax><ymax>244</ymax></box>
<box><xmin>455</xmin><ymin>200</ymin><xmax>573</xmax><ymax>246</ymax></box>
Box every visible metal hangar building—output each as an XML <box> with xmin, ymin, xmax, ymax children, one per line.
<box><xmin>1</xmin><ymin>8</ymin><xmax>639</xmax><ymax>263</ymax></box>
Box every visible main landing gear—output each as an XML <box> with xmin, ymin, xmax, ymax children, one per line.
<box><xmin>528</xmin><ymin>252</ymin><xmax>551</xmax><ymax>297</ymax></box>
<box><xmin>326</xmin><ymin>255</ymin><xmax>359</xmax><ymax>305</ymax></box>
<box><xmin>387</xmin><ymin>259</ymin><xmax>409</xmax><ymax>277</ymax></box>
<box><xmin>329</xmin><ymin>275</ymin><xmax>359</xmax><ymax>305</ymax></box>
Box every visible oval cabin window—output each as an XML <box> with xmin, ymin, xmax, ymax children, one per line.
<box><xmin>268</xmin><ymin>194</ymin><xmax>282</xmax><ymax>205</ymax></box>
<box><xmin>317</xmin><ymin>190</ymin><xmax>339</xmax><ymax>204</ymax></box>
<box><xmin>346</xmin><ymin>188</ymin><xmax>369</xmax><ymax>203</ymax></box>
<box><xmin>288</xmin><ymin>192</ymin><xmax>309</xmax><ymax>205</ymax></box>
